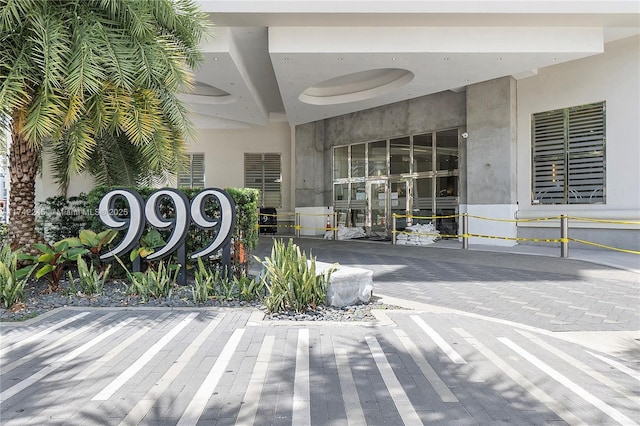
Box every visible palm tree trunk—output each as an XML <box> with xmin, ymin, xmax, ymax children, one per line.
<box><xmin>8</xmin><ymin>121</ymin><xmax>41</xmax><ymax>253</ymax></box>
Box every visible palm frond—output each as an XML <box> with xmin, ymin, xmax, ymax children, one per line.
<box><xmin>66</xmin><ymin>20</ymin><xmax>107</xmax><ymax>97</ymax></box>
<box><xmin>0</xmin><ymin>0</ymin><xmax>38</xmax><ymax>33</ymax></box>
<box><xmin>27</xmin><ymin>8</ymin><xmax>70</xmax><ymax>94</ymax></box>
<box><xmin>21</xmin><ymin>88</ymin><xmax>65</xmax><ymax>144</ymax></box>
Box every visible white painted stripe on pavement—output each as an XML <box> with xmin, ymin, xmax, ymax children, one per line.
<box><xmin>500</xmin><ymin>337</ymin><xmax>639</xmax><ymax>426</ymax></box>
<box><xmin>1</xmin><ymin>316</ymin><xmax>135</xmax><ymax>403</ymax></box>
<box><xmin>1</xmin><ymin>312</ymin><xmax>118</xmax><ymax>374</ymax></box>
<box><xmin>92</xmin><ymin>312</ymin><xmax>199</xmax><ymax>401</ymax></box>
<box><xmin>587</xmin><ymin>351</ymin><xmax>640</xmax><ymax>382</ymax></box>
<box><xmin>73</xmin><ymin>312</ymin><xmax>172</xmax><ymax>381</ymax></box>
<box><xmin>454</xmin><ymin>329</ymin><xmax>586</xmax><ymax>426</ymax></box>
<box><xmin>236</xmin><ymin>335</ymin><xmax>275</xmax><ymax>425</ymax></box>
<box><xmin>411</xmin><ymin>315</ymin><xmax>466</xmax><ymax>364</ymax></box>
<box><xmin>517</xmin><ymin>330</ymin><xmax>640</xmax><ymax>405</ymax></box>
<box><xmin>394</xmin><ymin>329</ymin><xmax>459</xmax><ymax>403</ymax></box>
<box><xmin>177</xmin><ymin>328</ymin><xmax>245</xmax><ymax>426</ymax></box>
<box><xmin>365</xmin><ymin>335</ymin><xmax>423</xmax><ymax>426</ymax></box>
<box><xmin>72</xmin><ymin>326</ymin><xmax>150</xmax><ymax>381</ymax></box>
<box><xmin>0</xmin><ymin>312</ymin><xmax>91</xmax><ymax>357</ymax></box>
<box><xmin>292</xmin><ymin>328</ymin><xmax>311</xmax><ymax>426</ymax></box>
<box><xmin>333</xmin><ymin>344</ymin><xmax>367</xmax><ymax>426</ymax></box>
<box><xmin>121</xmin><ymin>313</ymin><xmax>226</xmax><ymax>425</ymax></box>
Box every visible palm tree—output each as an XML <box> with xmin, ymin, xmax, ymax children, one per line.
<box><xmin>0</xmin><ymin>0</ymin><xmax>209</xmax><ymax>250</ymax></box>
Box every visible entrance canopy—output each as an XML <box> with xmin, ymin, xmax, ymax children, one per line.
<box><xmin>185</xmin><ymin>0</ymin><xmax>639</xmax><ymax>128</ymax></box>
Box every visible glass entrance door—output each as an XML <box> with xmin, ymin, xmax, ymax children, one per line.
<box><xmin>390</xmin><ymin>179</ymin><xmax>411</xmax><ymax>230</ymax></box>
<box><xmin>367</xmin><ymin>180</ymin><xmax>387</xmax><ymax>238</ymax></box>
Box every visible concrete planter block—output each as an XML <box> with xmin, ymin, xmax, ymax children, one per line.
<box><xmin>315</xmin><ymin>261</ymin><xmax>374</xmax><ymax>307</ymax></box>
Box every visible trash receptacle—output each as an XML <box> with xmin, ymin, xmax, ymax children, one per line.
<box><xmin>259</xmin><ymin>207</ymin><xmax>277</xmax><ymax>234</ymax></box>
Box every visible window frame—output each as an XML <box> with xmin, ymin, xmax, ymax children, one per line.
<box><xmin>531</xmin><ymin>101</ymin><xmax>606</xmax><ymax>205</ymax></box>
<box><xmin>177</xmin><ymin>152</ymin><xmax>205</xmax><ymax>189</ymax></box>
<box><xmin>244</xmin><ymin>153</ymin><xmax>282</xmax><ymax>208</ymax></box>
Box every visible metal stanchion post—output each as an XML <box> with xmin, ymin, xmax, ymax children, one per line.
<box><xmin>560</xmin><ymin>214</ymin><xmax>569</xmax><ymax>258</ymax></box>
<box><xmin>332</xmin><ymin>213</ymin><xmax>337</xmax><ymax>241</ymax></box>
<box><xmin>392</xmin><ymin>214</ymin><xmax>397</xmax><ymax>245</ymax></box>
<box><xmin>462</xmin><ymin>213</ymin><xmax>469</xmax><ymax>249</ymax></box>
<box><xmin>295</xmin><ymin>212</ymin><xmax>300</xmax><ymax>238</ymax></box>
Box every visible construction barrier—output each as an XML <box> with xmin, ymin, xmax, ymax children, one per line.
<box><xmin>391</xmin><ymin>213</ymin><xmax>640</xmax><ymax>257</ymax></box>
<box><xmin>258</xmin><ymin>210</ymin><xmax>640</xmax><ymax>256</ymax></box>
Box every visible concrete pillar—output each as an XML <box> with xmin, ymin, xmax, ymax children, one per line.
<box><xmin>295</xmin><ymin>122</ymin><xmax>329</xmax><ymax>207</ymax></box>
<box><xmin>465</xmin><ymin>77</ymin><xmax>518</xmax><ymax>246</ymax></box>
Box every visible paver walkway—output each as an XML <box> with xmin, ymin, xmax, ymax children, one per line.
<box><xmin>1</xmin><ymin>237</ymin><xmax>638</xmax><ymax>425</ymax></box>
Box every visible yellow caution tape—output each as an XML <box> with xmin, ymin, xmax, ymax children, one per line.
<box><xmin>466</xmin><ymin>233</ymin><xmax>562</xmax><ymax>243</ymax></box>
<box><xmin>568</xmin><ymin>238</ymin><xmax>640</xmax><ymax>255</ymax></box>
<box><xmin>466</xmin><ymin>214</ymin><xmax>562</xmax><ymax>223</ymax></box>
<box><xmin>567</xmin><ymin>217</ymin><xmax>640</xmax><ymax>225</ymax></box>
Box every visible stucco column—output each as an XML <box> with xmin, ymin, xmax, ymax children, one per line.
<box><xmin>465</xmin><ymin>76</ymin><xmax>518</xmax><ymax>246</ymax></box>
<box><xmin>294</xmin><ymin>121</ymin><xmax>329</xmax><ymax>208</ymax></box>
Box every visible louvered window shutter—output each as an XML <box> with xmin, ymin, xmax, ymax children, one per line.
<box><xmin>245</xmin><ymin>153</ymin><xmax>282</xmax><ymax>207</ymax></box>
<box><xmin>567</xmin><ymin>104</ymin><xmax>605</xmax><ymax>203</ymax></box>
<box><xmin>532</xmin><ymin>102</ymin><xmax>605</xmax><ymax>204</ymax></box>
<box><xmin>178</xmin><ymin>153</ymin><xmax>205</xmax><ymax>188</ymax></box>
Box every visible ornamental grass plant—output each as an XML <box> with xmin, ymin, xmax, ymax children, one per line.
<box><xmin>255</xmin><ymin>239</ymin><xmax>335</xmax><ymax>313</ymax></box>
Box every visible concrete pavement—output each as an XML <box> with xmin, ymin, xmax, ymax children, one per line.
<box><xmin>1</xmin><ymin>237</ymin><xmax>638</xmax><ymax>425</ymax></box>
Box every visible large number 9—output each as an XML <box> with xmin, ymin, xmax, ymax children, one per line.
<box><xmin>144</xmin><ymin>189</ymin><xmax>191</xmax><ymax>260</ymax></box>
<box><xmin>190</xmin><ymin>189</ymin><xmax>236</xmax><ymax>259</ymax></box>
<box><xmin>99</xmin><ymin>189</ymin><xmax>145</xmax><ymax>261</ymax></box>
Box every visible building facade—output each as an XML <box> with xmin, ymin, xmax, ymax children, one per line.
<box><xmin>38</xmin><ymin>1</ymin><xmax>640</xmax><ymax>251</ymax></box>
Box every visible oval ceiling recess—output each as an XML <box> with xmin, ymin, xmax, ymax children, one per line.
<box><xmin>299</xmin><ymin>68</ymin><xmax>414</xmax><ymax>105</ymax></box>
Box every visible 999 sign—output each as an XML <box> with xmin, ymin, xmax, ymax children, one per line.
<box><xmin>98</xmin><ymin>188</ymin><xmax>236</xmax><ymax>263</ymax></box>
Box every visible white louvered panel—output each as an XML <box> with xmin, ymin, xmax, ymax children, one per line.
<box><xmin>532</xmin><ymin>109</ymin><xmax>566</xmax><ymax>204</ymax></box>
<box><xmin>178</xmin><ymin>153</ymin><xmax>205</xmax><ymax>188</ymax></box>
<box><xmin>244</xmin><ymin>153</ymin><xmax>263</xmax><ymax>189</ymax></box>
<box><xmin>263</xmin><ymin>153</ymin><xmax>281</xmax><ymax>208</ymax></box>
<box><xmin>244</xmin><ymin>153</ymin><xmax>281</xmax><ymax>207</ymax></box>
<box><xmin>567</xmin><ymin>103</ymin><xmax>605</xmax><ymax>203</ymax></box>
<box><xmin>190</xmin><ymin>153</ymin><xmax>205</xmax><ymax>188</ymax></box>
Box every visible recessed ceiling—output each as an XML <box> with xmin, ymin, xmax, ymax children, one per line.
<box><xmin>192</xmin><ymin>81</ymin><xmax>231</xmax><ymax>97</ymax></box>
<box><xmin>183</xmin><ymin>1</ymin><xmax>639</xmax><ymax>129</ymax></box>
<box><xmin>299</xmin><ymin>68</ymin><xmax>414</xmax><ymax>105</ymax></box>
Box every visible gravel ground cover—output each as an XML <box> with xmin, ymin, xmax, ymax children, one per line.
<box><xmin>0</xmin><ymin>278</ymin><xmax>402</xmax><ymax>323</ymax></box>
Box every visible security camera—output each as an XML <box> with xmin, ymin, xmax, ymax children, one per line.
<box><xmin>461</xmin><ymin>132</ymin><xmax>469</xmax><ymax>139</ymax></box>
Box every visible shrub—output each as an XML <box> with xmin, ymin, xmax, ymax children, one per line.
<box><xmin>67</xmin><ymin>256</ymin><xmax>111</xmax><ymax>296</ymax></box>
<box><xmin>0</xmin><ymin>245</ymin><xmax>34</xmax><ymax>308</ymax></box>
<box><xmin>20</xmin><ymin>238</ymin><xmax>88</xmax><ymax>293</ymax></box>
<box><xmin>191</xmin><ymin>257</ymin><xmax>263</xmax><ymax>303</ymax></box>
<box><xmin>116</xmin><ymin>257</ymin><xmax>179</xmax><ymax>302</ymax></box>
<box><xmin>255</xmin><ymin>238</ymin><xmax>335</xmax><ymax>313</ymax></box>
<box><xmin>36</xmin><ymin>194</ymin><xmax>89</xmax><ymax>244</ymax></box>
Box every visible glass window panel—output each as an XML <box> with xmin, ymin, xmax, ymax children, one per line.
<box><xmin>334</xmin><ymin>146</ymin><xmax>349</xmax><ymax>179</ymax></box>
<box><xmin>413</xmin><ymin>133</ymin><xmax>433</xmax><ymax>173</ymax></box>
<box><xmin>413</xmin><ymin>177</ymin><xmax>433</xmax><ymax>209</ymax></box>
<box><xmin>334</xmin><ymin>183</ymin><xmax>348</xmax><ymax>201</ymax></box>
<box><xmin>350</xmin><ymin>182</ymin><xmax>366</xmax><ymax>205</ymax></box>
<box><xmin>368</xmin><ymin>140</ymin><xmax>387</xmax><ymax>177</ymax></box>
<box><xmin>436</xmin><ymin>130</ymin><xmax>459</xmax><ymax>171</ymax></box>
<box><xmin>437</xmin><ymin>175</ymin><xmax>458</xmax><ymax>198</ymax></box>
<box><xmin>389</xmin><ymin>136</ymin><xmax>410</xmax><ymax>175</ymax></box>
<box><xmin>351</xmin><ymin>143</ymin><xmax>366</xmax><ymax>178</ymax></box>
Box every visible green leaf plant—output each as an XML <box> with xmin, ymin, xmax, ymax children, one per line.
<box><xmin>79</xmin><ymin>229</ymin><xmax>118</xmax><ymax>270</ymax></box>
<box><xmin>115</xmin><ymin>256</ymin><xmax>179</xmax><ymax>302</ymax></box>
<box><xmin>0</xmin><ymin>245</ymin><xmax>35</xmax><ymax>309</ymax></box>
<box><xmin>67</xmin><ymin>256</ymin><xmax>111</xmax><ymax>296</ymax></box>
<box><xmin>130</xmin><ymin>229</ymin><xmax>166</xmax><ymax>262</ymax></box>
<box><xmin>20</xmin><ymin>238</ymin><xmax>89</xmax><ymax>293</ymax></box>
